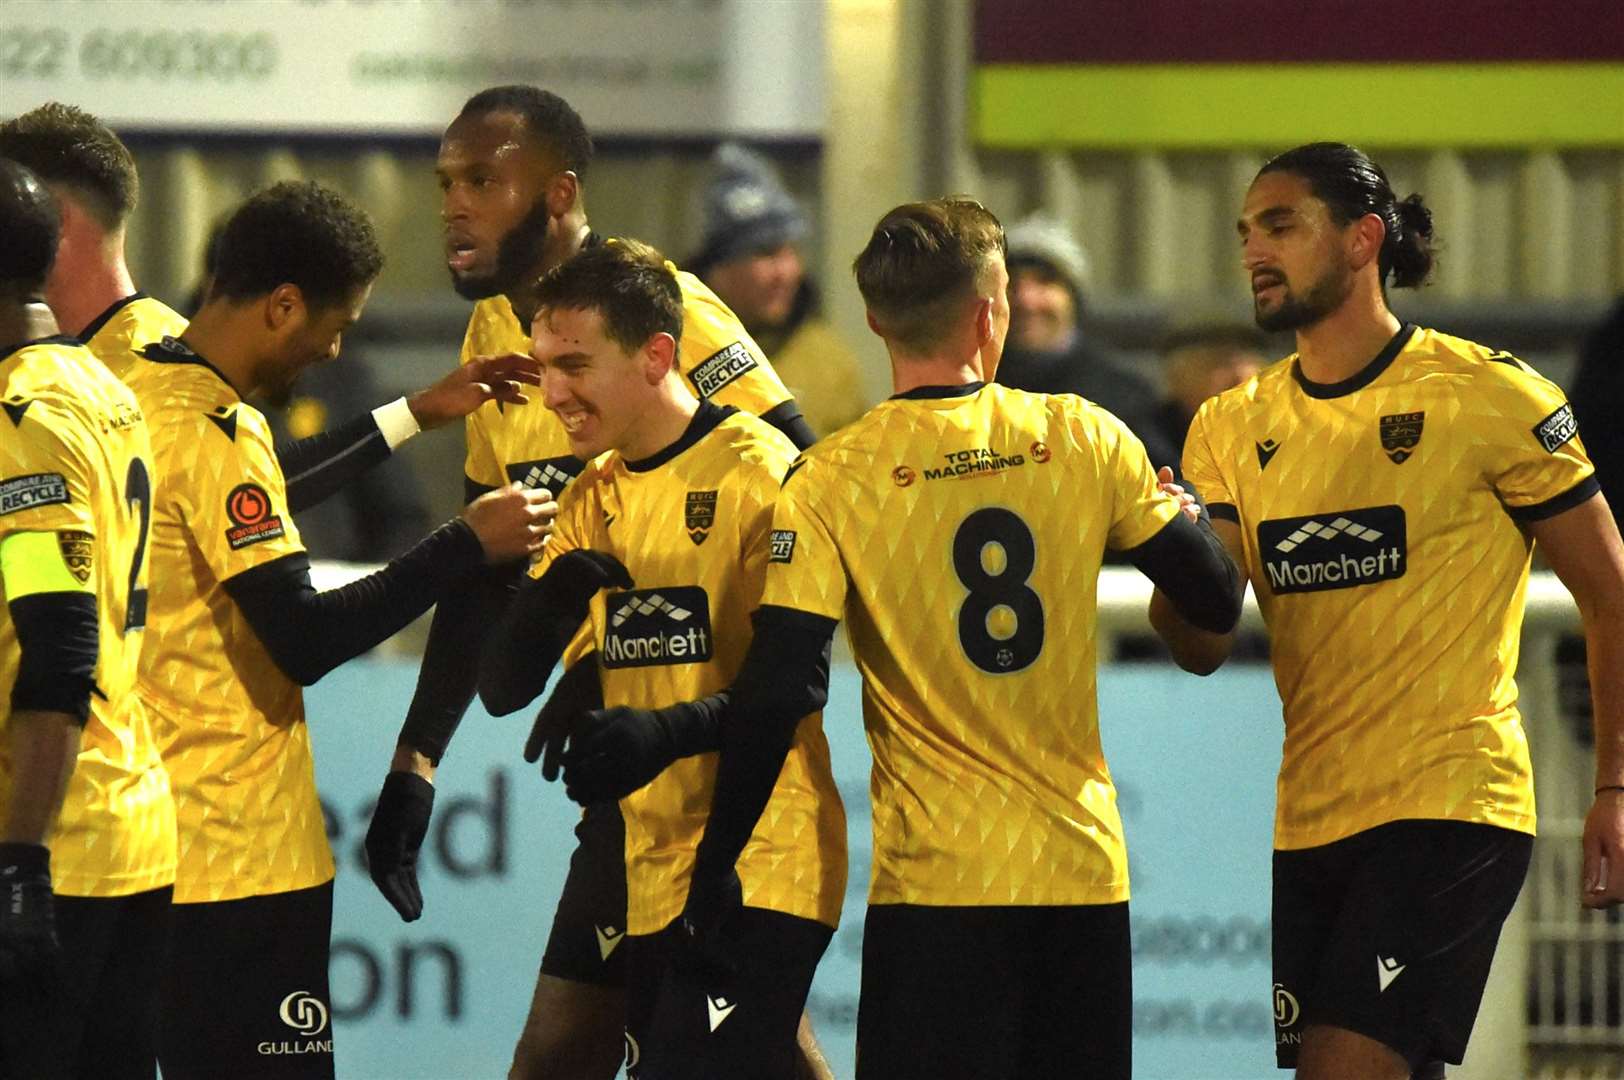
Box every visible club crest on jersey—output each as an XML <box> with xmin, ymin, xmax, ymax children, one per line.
<box><xmin>1030</xmin><ymin>441</ymin><xmax>1052</xmax><ymax>464</ymax></box>
<box><xmin>506</xmin><ymin>456</ymin><xmax>584</xmax><ymax>494</ymax></box>
<box><xmin>1533</xmin><ymin>403</ymin><xmax>1579</xmax><ymax>454</ymax></box>
<box><xmin>602</xmin><ymin>587</ymin><xmax>714</xmax><ymax>669</ymax></box>
<box><xmin>685</xmin><ymin>490</ymin><xmax>718</xmax><ymax>545</ymax></box>
<box><xmin>1258</xmin><ymin>506</ymin><xmax>1406</xmax><ymax>594</ymax></box>
<box><xmin>1379</xmin><ymin>412</ymin><xmax>1424</xmax><ymax>464</ymax></box>
<box><xmin>57</xmin><ymin>530</ymin><xmax>94</xmax><ymax>584</ymax></box>
<box><xmin>224</xmin><ymin>482</ymin><xmax>286</xmax><ymax>550</ymax></box>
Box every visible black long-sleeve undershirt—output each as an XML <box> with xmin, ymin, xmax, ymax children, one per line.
<box><xmin>8</xmin><ymin>592</ymin><xmax>99</xmax><ymax>724</ymax></box>
<box><xmin>759</xmin><ymin>400</ymin><xmax>816</xmax><ymax>452</ymax></box>
<box><xmin>276</xmin><ymin>411</ymin><xmax>393</xmax><ymax>514</ymax></box>
<box><xmin>396</xmin><ymin>478</ymin><xmax>515</xmax><ymax>763</ymax></box>
<box><xmin>223</xmin><ymin>519</ymin><xmax>483</xmax><ymax>687</ymax></box>
<box><xmin>689</xmin><ymin>606</ymin><xmax>836</xmax><ymax>889</ymax></box>
<box><xmin>1121</xmin><ymin>512</ymin><xmax>1244</xmax><ymax>634</ymax></box>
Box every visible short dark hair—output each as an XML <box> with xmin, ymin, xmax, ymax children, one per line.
<box><xmin>0</xmin><ymin>103</ymin><xmax>138</xmax><ymax>230</ymax></box>
<box><xmin>0</xmin><ymin>159</ymin><xmax>60</xmax><ymax>294</ymax></box>
<box><xmin>208</xmin><ymin>181</ymin><xmax>384</xmax><ymax>309</ymax></box>
<box><xmin>1259</xmin><ymin>142</ymin><xmax>1436</xmax><ymax>290</ymax></box>
<box><xmin>459</xmin><ymin>86</ymin><xmax>594</xmax><ymax>176</ymax></box>
<box><xmin>532</xmin><ymin>239</ymin><xmax>683</xmax><ymax>355</ymax></box>
<box><xmin>853</xmin><ymin>197</ymin><xmax>1006</xmax><ymax>353</ymax></box>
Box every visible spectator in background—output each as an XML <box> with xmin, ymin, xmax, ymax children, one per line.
<box><xmin>1571</xmin><ymin>296</ymin><xmax>1624</xmax><ymax>519</ymax></box>
<box><xmin>1152</xmin><ymin>323</ymin><xmax>1269</xmax><ymax>479</ymax></box>
<box><xmin>190</xmin><ymin>224</ymin><xmax>433</xmax><ymax>562</ymax></box>
<box><xmin>996</xmin><ymin>213</ymin><xmax>1177</xmax><ymax>469</ymax></box>
<box><xmin>690</xmin><ymin>143</ymin><xmax>867</xmax><ymax>436</ymax></box>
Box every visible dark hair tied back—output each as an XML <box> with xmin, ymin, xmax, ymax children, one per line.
<box><xmin>1260</xmin><ymin>142</ymin><xmax>1437</xmax><ymax>290</ymax></box>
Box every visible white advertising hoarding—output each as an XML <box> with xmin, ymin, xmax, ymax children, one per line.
<box><xmin>0</xmin><ymin>0</ymin><xmax>824</xmax><ymax>138</ymax></box>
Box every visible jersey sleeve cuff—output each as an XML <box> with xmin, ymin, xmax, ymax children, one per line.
<box><xmin>1206</xmin><ymin>502</ymin><xmax>1240</xmax><ymax>524</ymax></box>
<box><xmin>372</xmin><ymin>397</ymin><xmax>421</xmax><ymax>452</ymax></box>
<box><xmin>1504</xmin><ymin>475</ymin><xmax>1600</xmax><ymax>523</ymax></box>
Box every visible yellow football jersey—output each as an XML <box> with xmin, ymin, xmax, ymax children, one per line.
<box><xmin>460</xmin><ymin>249</ymin><xmax>792</xmax><ymax>494</ymax></box>
<box><xmin>531</xmin><ymin>404</ymin><xmax>846</xmax><ymax>935</ymax></box>
<box><xmin>1183</xmin><ymin>324</ymin><xmax>1594</xmax><ymax>850</ymax></box>
<box><xmin>79</xmin><ymin>292</ymin><xmax>187</xmax><ymax>382</ymax></box>
<box><xmin>0</xmin><ymin>336</ymin><xmax>173</xmax><ymax>897</ymax></box>
<box><xmin>118</xmin><ymin>341</ymin><xmax>333</xmax><ymax>903</ymax></box>
<box><xmin>762</xmin><ymin>382</ymin><xmax>1180</xmax><ymax>907</ymax></box>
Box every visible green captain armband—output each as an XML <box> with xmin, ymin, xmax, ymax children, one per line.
<box><xmin>0</xmin><ymin>530</ymin><xmax>96</xmax><ymax>599</ymax></box>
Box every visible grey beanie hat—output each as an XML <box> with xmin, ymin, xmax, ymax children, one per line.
<box><xmin>697</xmin><ymin>142</ymin><xmax>809</xmax><ymax>267</ymax></box>
<box><xmin>1004</xmin><ymin>213</ymin><xmax>1091</xmax><ymax>298</ymax></box>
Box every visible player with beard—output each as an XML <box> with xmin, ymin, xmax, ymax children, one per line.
<box><xmin>0</xmin><ymin>102</ymin><xmax>542</xmax><ymax>528</ymax></box>
<box><xmin>361</xmin><ymin>85</ymin><xmax>827</xmax><ymax>1080</ymax></box>
<box><xmin>1154</xmin><ymin>143</ymin><xmax>1624</xmax><ymax>1079</ymax></box>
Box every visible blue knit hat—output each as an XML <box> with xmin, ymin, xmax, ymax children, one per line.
<box><xmin>697</xmin><ymin>143</ymin><xmax>808</xmax><ymax>267</ymax></box>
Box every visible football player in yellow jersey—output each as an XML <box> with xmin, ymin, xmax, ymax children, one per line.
<box><xmin>1156</xmin><ymin>143</ymin><xmax>1624</xmax><ymax>1080</ymax></box>
<box><xmin>477</xmin><ymin>239</ymin><xmax>844</xmax><ymax>1079</ymax></box>
<box><xmin>0</xmin><ymin>160</ymin><xmax>161</xmax><ymax>1079</ymax></box>
<box><xmin>0</xmin><ymin>102</ymin><xmax>545</xmax><ymax>531</ymax></box>
<box><xmin>553</xmin><ymin>200</ymin><xmax>1243</xmax><ymax>1079</ymax></box>
<box><xmin>107</xmin><ymin>181</ymin><xmax>552</xmax><ymax>1080</ymax></box>
<box><xmin>362</xmin><ymin>85</ymin><xmax>829</xmax><ymax>1079</ymax></box>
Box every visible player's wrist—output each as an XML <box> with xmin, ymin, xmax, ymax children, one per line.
<box><xmin>391</xmin><ymin>743</ymin><xmax>436</xmax><ymax>781</ymax></box>
<box><xmin>0</xmin><ymin>841</ymin><xmax>50</xmax><ymax>876</ymax></box>
<box><xmin>1596</xmin><ymin>784</ymin><xmax>1624</xmax><ymax>798</ymax></box>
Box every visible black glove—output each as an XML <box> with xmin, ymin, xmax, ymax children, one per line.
<box><xmin>364</xmin><ymin>773</ymin><xmax>435</xmax><ymax>922</ymax></box>
<box><xmin>674</xmin><ymin>867</ymin><xmax>743</xmax><ymax>984</ymax></box>
<box><xmin>560</xmin><ymin>706</ymin><xmax>682</xmax><ymax>805</ymax></box>
<box><xmin>530</xmin><ymin>550</ymin><xmax>634</xmax><ymax>623</ymax></box>
<box><xmin>525</xmin><ymin>655</ymin><xmax>603</xmax><ymax>780</ymax></box>
<box><xmin>0</xmin><ymin>843</ymin><xmax>57</xmax><ymax>984</ymax></box>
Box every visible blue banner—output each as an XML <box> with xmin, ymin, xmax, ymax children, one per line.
<box><xmin>306</xmin><ymin>659</ymin><xmax>1282</xmax><ymax>1079</ymax></box>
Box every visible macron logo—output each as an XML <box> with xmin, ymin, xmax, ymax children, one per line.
<box><xmin>595</xmin><ymin>925</ymin><xmax>623</xmax><ymax>961</ymax></box>
<box><xmin>707</xmin><ymin>995</ymin><xmax>737</xmax><ymax>1032</ymax></box>
<box><xmin>1377</xmin><ymin>956</ymin><xmax>1405</xmax><ymax>993</ymax></box>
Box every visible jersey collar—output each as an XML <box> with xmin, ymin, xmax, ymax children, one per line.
<box><xmin>139</xmin><ymin>334</ymin><xmax>242</xmax><ymax>398</ymax></box>
<box><xmin>1291</xmin><ymin>323</ymin><xmax>1417</xmax><ymax>400</ymax></box>
<box><xmin>0</xmin><ymin>334</ymin><xmax>82</xmax><ymax>364</ymax></box>
<box><xmin>889</xmin><ymin>381</ymin><xmax>986</xmax><ymax>401</ymax></box>
<box><xmin>624</xmin><ymin>400</ymin><xmax>736</xmax><ymax>473</ymax></box>
<box><xmin>76</xmin><ymin>292</ymin><xmax>149</xmax><ymax>344</ymax></box>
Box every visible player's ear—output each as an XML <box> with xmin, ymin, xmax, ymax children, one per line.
<box><xmin>264</xmin><ymin>284</ymin><xmax>305</xmax><ymax>331</ymax></box>
<box><xmin>865</xmin><ymin>310</ymin><xmax>885</xmax><ymax>339</ymax></box>
<box><xmin>546</xmin><ymin>171</ymin><xmax>580</xmax><ymax>218</ymax></box>
<box><xmin>1348</xmin><ymin>212</ymin><xmax>1385</xmax><ymax>273</ymax></box>
<box><xmin>973</xmin><ymin>295</ymin><xmax>995</xmax><ymax>347</ymax></box>
<box><xmin>643</xmin><ymin>331</ymin><xmax>677</xmax><ymax>382</ymax></box>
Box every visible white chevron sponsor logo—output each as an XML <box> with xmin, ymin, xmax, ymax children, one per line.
<box><xmin>1273</xmin><ymin>516</ymin><xmax>1383</xmax><ymax>553</ymax></box>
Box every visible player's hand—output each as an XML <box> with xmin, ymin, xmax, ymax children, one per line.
<box><xmin>1156</xmin><ymin>466</ymin><xmax>1203</xmax><ymax>524</ymax></box>
<box><xmin>524</xmin><ymin>657</ymin><xmax>602</xmax><ymax>781</ymax></box>
<box><xmin>530</xmin><ymin>550</ymin><xmax>634</xmax><ymax>622</ymax></box>
<box><xmin>1581</xmin><ymin>787</ymin><xmax>1624</xmax><ymax>909</ymax></box>
<box><xmin>407</xmin><ymin>353</ymin><xmax>542</xmax><ymax>429</ymax></box>
<box><xmin>675</xmin><ymin>868</ymin><xmax>743</xmax><ymax>984</ymax></box>
<box><xmin>364</xmin><ymin>772</ymin><xmax>436</xmax><ymax>922</ymax></box>
<box><xmin>0</xmin><ymin>844</ymin><xmax>58</xmax><ymax>984</ymax></box>
<box><xmin>560</xmin><ymin>706</ymin><xmax>680</xmax><ymax>805</ymax></box>
<box><xmin>462</xmin><ymin>483</ymin><xmax>556</xmax><ymax>562</ymax></box>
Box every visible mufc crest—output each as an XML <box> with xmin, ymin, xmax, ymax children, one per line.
<box><xmin>1379</xmin><ymin>411</ymin><xmax>1424</xmax><ymax>464</ymax></box>
<box><xmin>685</xmin><ymin>490</ymin><xmax>718</xmax><ymax>545</ymax></box>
